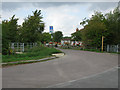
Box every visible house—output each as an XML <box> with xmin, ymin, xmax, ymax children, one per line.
<box><xmin>71</xmin><ymin>41</ymin><xmax>82</xmax><ymax>46</ymax></box>
<box><xmin>61</xmin><ymin>38</ymin><xmax>71</xmax><ymax>45</ymax></box>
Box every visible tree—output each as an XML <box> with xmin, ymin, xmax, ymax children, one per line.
<box><xmin>104</xmin><ymin>3</ymin><xmax>120</xmax><ymax>45</ymax></box>
<box><xmin>2</xmin><ymin>15</ymin><xmax>18</xmax><ymax>55</ymax></box>
<box><xmin>20</xmin><ymin>10</ymin><xmax>44</xmax><ymax>43</ymax></box>
<box><xmin>2</xmin><ymin>20</ymin><xmax>9</xmax><ymax>55</ymax></box>
<box><xmin>0</xmin><ymin>17</ymin><xmax>2</xmax><ymax>53</ymax></box>
<box><xmin>53</xmin><ymin>31</ymin><xmax>63</xmax><ymax>42</ymax></box>
<box><xmin>79</xmin><ymin>11</ymin><xmax>107</xmax><ymax>49</ymax></box>
<box><xmin>42</xmin><ymin>32</ymin><xmax>51</xmax><ymax>43</ymax></box>
<box><xmin>71</xmin><ymin>28</ymin><xmax>82</xmax><ymax>41</ymax></box>
<box><xmin>77</xmin><ymin>2</ymin><xmax>120</xmax><ymax>50</ymax></box>
<box><xmin>8</xmin><ymin>15</ymin><xmax>19</xmax><ymax>42</ymax></box>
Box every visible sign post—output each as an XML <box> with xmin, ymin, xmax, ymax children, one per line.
<box><xmin>49</xmin><ymin>26</ymin><xmax>54</xmax><ymax>47</ymax></box>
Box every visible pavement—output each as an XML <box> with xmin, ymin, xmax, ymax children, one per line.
<box><xmin>2</xmin><ymin>49</ymin><xmax>118</xmax><ymax>88</ymax></box>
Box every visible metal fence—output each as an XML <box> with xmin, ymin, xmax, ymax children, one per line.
<box><xmin>10</xmin><ymin>43</ymin><xmax>37</xmax><ymax>52</ymax></box>
<box><xmin>106</xmin><ymin>45</ymin><xmax>119</xmax><ymax>53</ymax></box>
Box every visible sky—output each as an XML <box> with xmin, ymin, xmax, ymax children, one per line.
<box><xmin>1</xmin><ymin>1</ymin><xmax>119</xmax><ymax>36</ymax></box>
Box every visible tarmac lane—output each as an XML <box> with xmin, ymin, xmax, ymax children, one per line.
<box><xmin>2</xmin><ymin>49</ymin><xmax>118</xmax><ymax>88</ymax></box>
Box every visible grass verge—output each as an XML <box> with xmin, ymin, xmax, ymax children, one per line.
<box><xmin>2</xmin><ymin>57</ymin><xmax>58</xmax><ymax>67</ymax></box>
<box><xmin>2</xmin><ymin>46</ymin><xmax>62</xmax><ymax>63</ymax></box>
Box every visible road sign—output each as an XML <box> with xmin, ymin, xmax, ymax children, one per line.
<box><xmin>49</xmin><ymin>26</ymin><xmax>53</xmax><ymax>34</ymax></box>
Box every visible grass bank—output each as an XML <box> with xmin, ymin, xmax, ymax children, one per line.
<box><xmin>2</xmin><ymin>46</ymin><xmax>62</xmax><ymax>63</ymax></box>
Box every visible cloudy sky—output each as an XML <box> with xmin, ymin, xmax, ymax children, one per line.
<box><xmin>1</xmin><ymin>1</ymin><xmax>119</xmax><ymax>36</ymax></box>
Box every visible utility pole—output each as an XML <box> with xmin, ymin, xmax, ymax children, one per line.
<box><xmin>102</xmin><ymin>36</ymin><xmax>104</xmax><ymax>52</ymax></box>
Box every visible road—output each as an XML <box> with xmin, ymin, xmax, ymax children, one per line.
<box><xmin>2</xmin><ymin>49</ymin><xmax>118</xmax><ymax>88</ymax></box>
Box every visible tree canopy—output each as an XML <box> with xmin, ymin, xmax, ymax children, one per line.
<box><xmin>72</xmin><ymin>2</ymin><xmax>120</xmax><ymax>49</ymax></box>
<box><xmin>2</xmin><ymin>10</ymin><xmax>45</xmax><ymax>55</ymax></box>
<box><xmin>53</xmin><ymin>31</ymin><xmax>63</xmax><ymax>42</ymax></box>
<box><xmin>19</xmin><ymin>10</ymin><xmax>44</xmax><ymax>43</ymax></box>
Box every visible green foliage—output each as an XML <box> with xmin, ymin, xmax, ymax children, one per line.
<box><xmin>0</xmin><ymin>23</ymin><xmax>2</xmax><ymax>53</ymax></box>
<box><xmin>2</xmin><ymin>46</ymin><xmax>62</xmax><ymax>63</ymax></box>
<box><xmin>42</xmin><ymin>32</ymin><xmax>51</xmax><ymax>43</ymax></box>
<box><xmin>71</xmin><ymin>29</ymin><xmax>82</xmax><ymax>41</ymax></box>
<box><xmin>83</xmin><ymin>14</ymin><xmax>107</xmax><ymax>48</ymax></box>
<box><xmin>78</xmin><ymin>3</ymin><xmax>120</xmax><ymax>49</ymax></box>
<box><xmin>53</xmin><ymin>31</ymin><xmax>63</xmax><ymax>42</ymax></box>
<box><xmin>2</xmin><ymin>10</ymin><xmax>45</xmax><ymax>55</ymax></box>
<box><xmin>2</xmin><ymin>15</ymin><xmax>18</xmax><ymax>55</ymax></box>
<box><xmin>19</xmin><ymin>10</ymin><xmax>44</xmax><ymax>43</ymax></box>
<box><xmin>104</xmin><ymin>6</ymin><xmax>120</xmax><ymax>45</ymax></box>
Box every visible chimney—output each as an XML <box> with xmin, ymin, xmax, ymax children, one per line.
<box><xmin>76</xmin><ymin>28</ymin><xmax>79</xmax><ymax>32</ymax></box>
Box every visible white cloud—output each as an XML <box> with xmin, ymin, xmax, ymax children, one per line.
<box><xmin>40</xmin><ymin>4</ymin><xmax>88</xmax><ymax>36</ymax></box>
<box><xmin>2</xmin><ymin>0</ymin><xmax>119</xmax><ymax>2</ymax></box>
<box><xmin>2</xmin><ymin>2</ymin><xmax>117</xmax><ymax>37</ymax></box>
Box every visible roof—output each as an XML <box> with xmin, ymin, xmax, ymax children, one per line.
<box><xmin>61</xmin><ymin>39</ymin><xmax>71</xmax><ymax>40</ymax></box>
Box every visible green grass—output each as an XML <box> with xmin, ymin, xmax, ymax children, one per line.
<box><xmin>2</xmin><ymin>57</ymin><xmax>58</xmax><ymax>67</ymax></box>
<box><xmin>2</xmin><ymin>46</ymin><xmax>62</xmax><ymax>63</ymax></box>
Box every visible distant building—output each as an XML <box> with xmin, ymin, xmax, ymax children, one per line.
<box><xmin>71</xmin><ymin>41</ymin><xmax>82</xmax><ymax>46</ymax></box>
<box><xmin>61</xmin><ymin>38</ymin><xmax>71</xmax><ymax>45</ymax></box>
<box><xmin>61</xmin><ymin>38</ymin><xmax>83</xmax><ymax>46</ymax></box>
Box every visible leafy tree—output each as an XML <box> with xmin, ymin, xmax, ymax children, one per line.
<box><xmin>71</xmin><ymin>28</ymin><xmax>82</xmax><ymax>41</ymax></box>
<box><xmin>79</xmin><ymin>11</ymin><xmax>107</xmax><ymax>49</ymax></box>
<box><xmin>42</xmin><ymin>32</ymin><xmax>51</xmax><ymax>43</ymax></box>
<box><xmin>8</xmin><ymin>15</ymin><xmax>19</xmax><ymax>42</ymax></box>
<box><xmin>79</xmin><ymin>2</ymin><xmax>120</xmax><ymax>49</ymax></box>
<box><xmin>2</xmin><ymin>20</ymin><xmax>9</xmax><ymax>55</ymax></box>
<box><xmin>20</xmin><ymin>10</ymin><xmax>44</xmax><ymax>43</ymax></box>
<box><xmin>104</xmin><ymin>4</ymin><xmax>120</xmax><ymax>45</ymax></box>
<box><xmin>53</xmin><ymin>31</ymin><xmax>63</xmax><ymax>42</ymax></box>
<box><xmin>0</xmin><ymin>25</ymin><xmax>1</xmax><ymax>54</ymax></box>
<box><xmin>2</xmin><ymin>15</ymin><xmax>18</xmax><ymax>55</ymax></box>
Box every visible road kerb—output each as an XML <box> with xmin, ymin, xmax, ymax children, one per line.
<box><xmin>2</xmin><ymin>53</ymin><xmax>65</xmax><ymax>66</ymax></box>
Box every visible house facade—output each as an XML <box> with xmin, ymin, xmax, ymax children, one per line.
<box><xmin>61</xmin><ymin>39</ymin><xmax>82</xmax><ymax>46</ymax></box>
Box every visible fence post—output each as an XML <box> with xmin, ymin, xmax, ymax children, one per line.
<box><xmin>11</xmin><ymin>43</ymin><xmax>15</xmax><ymax>53</ymax></box>
<box><xmin>17</xmin><ymin>43</ymin><xmax>19</xmax><ymax>52</ymax></box>
<box><xmin>23</xmin><ymin>43</ymin><xmax>24</xmax><ymax>52</ymax></box>
<box><xmin>30</xmin><ymin>43</ymin><xmax>32</xmax><ymax>49</ymax></box>
<box><xmin>107</xmin><ymin>45</ymin><xmax>109</xmax><ymax>52</ymax></box>
<box><xmin>117</xmin><ymin>45</ymin><xmax>119</xmax><ymax>53</ymax></box>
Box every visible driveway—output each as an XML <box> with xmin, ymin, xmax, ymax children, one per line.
<box><xmin>2</xmin><ymin>49</ymin><xmax>118</xmax><ymax>88</ymax></box>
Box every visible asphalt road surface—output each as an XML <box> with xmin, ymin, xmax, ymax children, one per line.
<box><xmin>2</xmin><ymin>49</ymin><xmax>118</xmax><ymax>88</ymax></box>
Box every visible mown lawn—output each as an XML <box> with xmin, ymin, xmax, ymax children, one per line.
<box><xmin>2</xmin><ymin>46</ymin><xmax>62</xmax><ymax>63</ymax></box>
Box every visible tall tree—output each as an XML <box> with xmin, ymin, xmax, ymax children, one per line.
<box><xmin>104</xmin><ymin>3</ymin><xmax>120</xmax><ymax>45</ymax></box>
<box><xmin>53</xmin><ymin>31</ymin><xmax>63</xmax><ymax>42</ymax></box>
<box><xmin>20</xmin><ymin>10</ymin><xmax>44</xmax><ymax>43</ymax></box>
<box><xmin>80</xmin><ymin>11</ymin><xmax>107</xmax><ymax>48</ymax></box>
<box><xmin>2</xmin><ymin>15</ymin><xmax>18</xmax><ymax>55</ymax></box>
<box><xmin>7</xmin><ymin>15</ymin><xmax>18</xmax><ymax>42</ymax></box>
<box><xmin>42</xmin><ymin>32</ymin><xmax>51</xmax><ymax>43</ymax></box>
<box><xmin>71</xmin><ymin>28</ymin><xmax>82</xmax><ymax>41</ymax></box>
